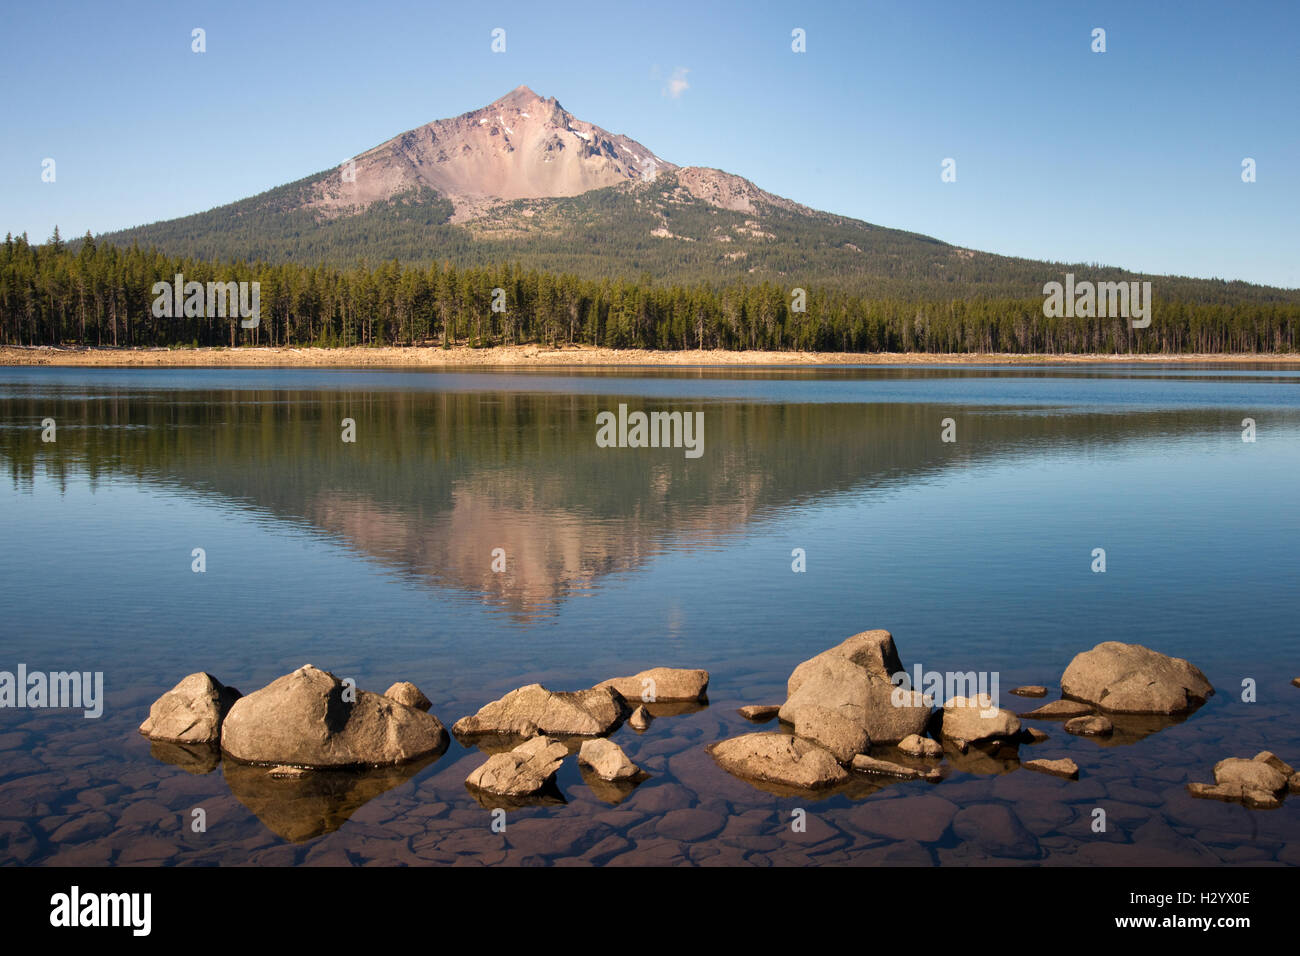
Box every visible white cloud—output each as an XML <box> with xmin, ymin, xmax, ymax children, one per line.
<box><xmin>664</xmin><ymin>66</ymin><xmax>690</xmax><ymax>99</ymax></box>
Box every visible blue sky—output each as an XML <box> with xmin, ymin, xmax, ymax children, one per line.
<box><xmin>2</xmin><ymin>0</ymin><xmax>1296</xmax><ymax>287</ymax></box>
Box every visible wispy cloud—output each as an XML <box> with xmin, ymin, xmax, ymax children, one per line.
<box><xmin>663</xmin><ymin>66</ymin><xmax>690</xmax><ymax>99</ymax></box>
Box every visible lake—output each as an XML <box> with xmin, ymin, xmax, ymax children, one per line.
<box><xmin>1</xmin><ymin>363</ymin><xmax>1298</xmax><ymax>866</ymax></box>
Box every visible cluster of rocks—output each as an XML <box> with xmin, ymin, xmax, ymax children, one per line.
<box><xmin>139</xmin><ymin>665</ymin><xmax>450</xmax><ymax>768</ymax></box>
<box><xmin>454</xmin><ymin>667</ymin><xmax>706</xmax><ymax>806</ymax></box>
<box><xmin>1188</xmin><ymin>751</ymin><xmax>1299</xmax><ymax>810</ymax></box>
<box><xmin>141</xmin><ymin>663</ymin><xmax>708</xmax><ymax>812</ymax></box>
<box><xmin>709</xmin><ymin>632</ymin><xmax>1217</xmax><ymax>793</ymax></box>
<box><xmin>141</xmin><ymin>635</ymin><xmax>1234</xmax><ymax>829</ymax></box>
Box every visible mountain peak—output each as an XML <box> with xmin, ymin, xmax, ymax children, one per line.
<box><xmin>495</xmin><ymin>84</ymin><xmax>544</xmax><ymax>106</ymax></box>
<box><xmin>312</xmin><ymin>87</ymin><xmax>676</xmax><ymax>219</ymax></box>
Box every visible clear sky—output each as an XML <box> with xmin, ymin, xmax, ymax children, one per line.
<box><xmin>2</xmin><ymin>0</ymin><xmax>1296</xmax><ymax>287</ymax></box>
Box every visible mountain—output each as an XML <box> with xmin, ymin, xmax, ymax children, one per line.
<box><xmin>313</xmin><ymin>86</ymin><xmax>681</xmax><ymax>220</ymax></box>
<box><xmin>93</xmin><ymin>86</ymin><xmax>1297</xmax><ymax>305</ymax></box>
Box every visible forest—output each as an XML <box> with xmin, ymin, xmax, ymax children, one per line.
<box><xmin>2</xmin><ymin>229</ymin><xmax>1297</xmax><ymax>354</ymax></box>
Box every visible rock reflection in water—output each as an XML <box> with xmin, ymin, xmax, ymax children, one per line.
<box><xmin>223</xmin><ymin>756</ymin><xmax>438</xmax><ymax>842</ymax></box>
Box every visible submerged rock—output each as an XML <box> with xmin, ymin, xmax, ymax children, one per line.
<box><xmin>628</xmin><ymin>705</ymin><xmax>652</xmax><ymax>732</ymax></box>
<box><xmin>709</xmin><ymin>733</ymin><xmax>848</xmax><ymax>790</ymax></box>
<box><xmin>1009</xmin><ymin>685</ymin><xmax>1048</xmax><ymax>698</ymax></box>
<box><xmin>1019</xmin><ymin>699</ymin><xmax>1093</xmax><ymax>719</ymax></box>
<box><xmin>778</xmin><ymin>630</ymin><xmax>931</xmax><ymax>752</ymax></box>
<box><xmin>139</xmin><ymin>673</ymin><xmax>241</xmax><ymax>745</ymax></box>
<box><xmin>940</xmin><ymin>695</ymin><xmax>1020</xmax><ymax>746</ymax></box>
<box><xmin>952</xmin><ymin>804</ymin><xmax>1040</xmax><ymax>859</ymax></box>
<box><xmin>1060</xmin><ymin>642</ymin><xmax>1213</xmax><ymax>714</ymax></box>
<box><xmin>851</xmin><ymin>753</ymin><xmax>940</xmax><ymax>781</ymax></box>
<box><xmin>452</xmin><ymin>683</ymin><xmax>625</xmax><ymax>738</ymax></box>
<box><xmin>738</xmin><ymin>704</ymin><xmax>781</xmax><ymax>722</ymax></box>
<box><xmin>1023</xmin><ymin>758</ymin><xmax>1079</xmax><ymax>780</ymax></box>
<box><xmin>577</xmin><ymin>738</ymin><xmax>643</xmax><ymax>781</ymax></box>
<box><xmin>1065</xmin><ymin>715</ymin><xmax>1114</xmax><ymax>737</ymax></box>
<box><xmin>267</xmin><ymin>765</ymin><xmax>309</xmax><ymax>779</ymax></box>
<box><xmin>897</xmin><ymin>733</ymin><xmax>943</xmax><ymax>757</ymax></box>
<box><xmin>383</xmin><ymin>681</ymin><xmax>431</xmax><ymax>712</ymax></box>
<box><xmin>466</xmin><ymin>735</ymin><xmax>568</xmax><ymax>798</ymax></box>
<box><xmin>596</xmin><ymin>667</ymin><xmax>709</xmax><ymax>703</ymax></box>
<box><xmin>220</xmin><ymin>665</ymin><xmax>448</xmax><ymax>768</ymax></box>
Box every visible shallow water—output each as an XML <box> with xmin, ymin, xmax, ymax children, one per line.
<box><xmin>1</xmin><ymin>364</ymin><xmax>1298</xmax><ymax>866</ymax></box>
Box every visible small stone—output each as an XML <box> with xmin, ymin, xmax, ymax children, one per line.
<box><xmin>384</xmin><ymin>681</ymin><xmax>431</xmax><ymax>712</ymax></box>
<box><xmin>1292</xmin><ymin>678</ymin><xmax>1300</xmax><ymax>689</ymax></box>
<box><xmin>850</xmin><ymin>753</ymin><xmax>939</xmax><ymax>781</ymax></box>
<box><xmin>709</xmin><ymin>733</ymin><xmax>848</xmax><ymax>790</ymax></box>
<box><xmin>897</xmin><ymin>733</ymin><xmax>942</xmax><ymax>757</ymax></box>
<box><xmin>1023</xmin><ymin>727</ymin><xmax>1050</xmax><ymax>744</ymax></box>
<box><xmin>577</xmin><ymin>738</ymin><xmax>643</xmax><ymax>781</ymax></box>
<box><xmin>466</xmin><ymin>735</ymin><xmax>567</xmax><ymax>797</ymax></box>
<box><xmin>1009</xmin><ymin>686</ymin><xmax>1048</xmax><ymax>698</ymax></box>
<box><xmin>738</xmin><ymin>705</ymin><xmax>781</xmax><ymax>722</ymax></box>
<box><xmin>596</xmin><ymin>667</ymin><xmax>709</xmax><ymax>703</ymax></box>
<box><xmin>1019</xmin><ymin>699</ymin><xmax>1093</xmax><ymax>719</ymax></box>
<box><xmin>1023</xmin><ymin>758</ymin><xmax>1079</xmax><ymax>780</ymax></box>
<box><xmin>628</xmin><ymin>706</ymin><xmax>652</xmax><ymax>731</ymax></box>
<box><xmin>940</xmin><ymin>695</ymin><xmax>1020</xmax><ymax>743</ymax></box>
<box><xmin>267</xmin><ymin>765</ymin><xmax>309</xmax><ymax>779</ymax></box>
<box><xmin>1065</xmin><ymin>715</ymin><xmax>1114</xmax><ymax>737</ymax></box>
<box><xmin>453</xmin><ymin>683</ymin><xmax>624</xmax><ymax>738</ymax></box>
<box><xmin>139</xmin><ymin>672</ymin><xmax>241</xmax><ymax>744</ymax></box>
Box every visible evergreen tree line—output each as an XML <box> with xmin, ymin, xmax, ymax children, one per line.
<box><xmin>3</xmin><ymin>230</ymin><xmax>1298</xmax><ymax>353</ymax></box>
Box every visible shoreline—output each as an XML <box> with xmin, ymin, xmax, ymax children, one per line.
<box><xmin>3</xmin><ymin>344</ymin><xmax>1299</xmax><ymax>368</ymax></box>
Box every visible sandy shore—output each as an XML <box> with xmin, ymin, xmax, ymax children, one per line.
<box><xmin>2</xmin><ymin>344</ymin><xmax>1298</xmax><ymax>368</ymax></box>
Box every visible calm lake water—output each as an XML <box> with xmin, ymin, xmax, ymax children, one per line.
<box><xmin>1</xmin><ymin>363</ymin><xmax>1298</xmax><ymax>866</ymax></box>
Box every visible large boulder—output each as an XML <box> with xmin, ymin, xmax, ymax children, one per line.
<box><xmin>220</xmin><ymin>665</ymin><xmax>448</xmax><ymax>768</ymax></box>
<box><xmin>1060</xmin><ymin>642</ymin><xmax>1213</xmax><ymax>714</ymax></box>
<box><xmin>466</xmin><ymin>736</ymin><xmax>568</xmax><ymax>797</ymax></box>
<box><xmin>778</xmin><ymin>630</ymin><xmax>931</xmax><ymax>755</ymax></box>
<box><xmin>940</xmin><ymin>695</ymin><xmax>1021</xmax><ymax>746</ymax></box>
<box><xmin>708</xmin><ymin>733</ymin><xmax>848</xmax><ymax>790</ymax></box>
<box><xmin>452</xmin><ymin>683</ymin><xmax>625</xmax><ymax>738</ymax></box>
<box><xmin>596</xmin><ymin>667</ymin><xmax>709</xmax><ymax>703</ymax></box>
<box><xmin>139</xmin><ymin>673</ymin><xmax>241</xmax><ymax>744</ymax></box>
